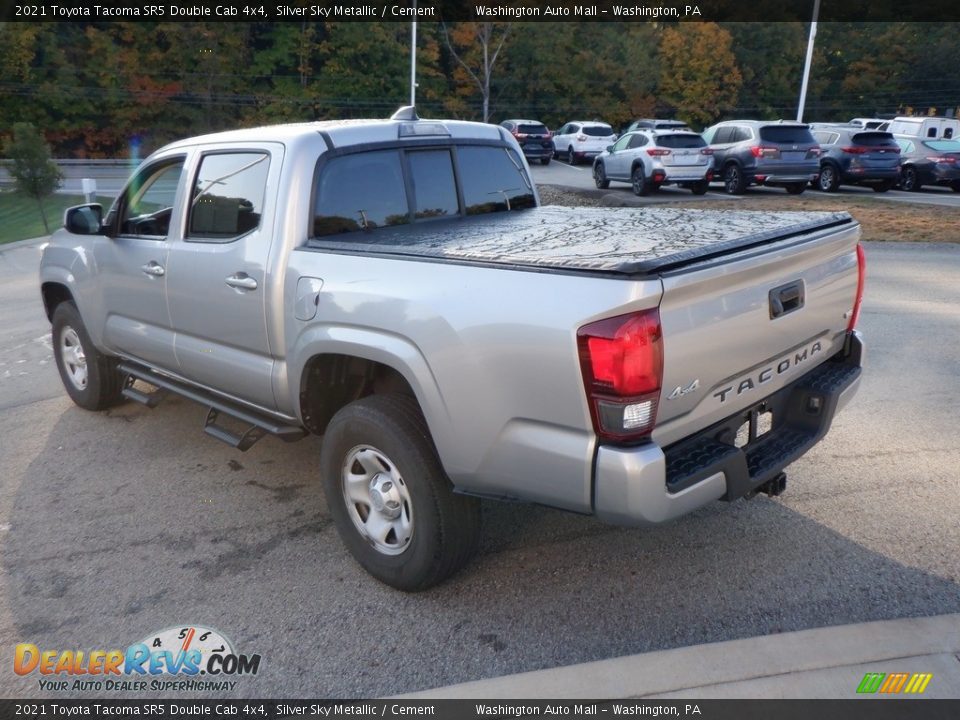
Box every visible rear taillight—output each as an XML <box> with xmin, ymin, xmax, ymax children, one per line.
<box><xmin>842</xmin><ymin>146</ymin><xmax>868</xmax><ymax>154</ymax></box>
<box><xmin>750</xmin><ymin>146</ymin><xmax>780</xmax><ymax>159</ymax></box>
<box><xmin>809</xmin><ymin>146</ymin><xmax>822</xmax><ymax>157</ymax></box>
<box><xmin>578</xmin><ymin>309</ymin><xmax>663</xmax><ymax>442</ymax></box>
<box><xmin>646</xmin><ymin>148</ymin><xmax>671</xmax><ymax>157</ymax></box>
<box><xmin>848</xmin><ymin>243</ymin><xmax>866</xmax><ymax>332</ymax></box>
<box><xmin>700</xmin><ymin>148</ymin><xmax>714</xmax><ymax>155</ymax></box>
<box><xmin>576</xmin><ymin>134</ymin><xmax>588</xmax><ymax>142</ymax></box>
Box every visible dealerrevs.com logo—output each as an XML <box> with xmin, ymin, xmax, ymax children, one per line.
<box><xmin>14</xmin><ymin>625</ymin><xmax>261</xmax><ymax>692</ymax></box>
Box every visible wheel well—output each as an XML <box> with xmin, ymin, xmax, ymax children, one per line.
<box><xmin>41</xmin><ymin>282</ymin><xmax>74</xmax><ymax>321</ymax></box>
<box><xmin>299</xmin><ymin>354</ymin><xmax>417</xmax><ymax>435</ymax></box>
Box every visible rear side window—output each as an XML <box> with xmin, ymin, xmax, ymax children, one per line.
<box><xmin>189</xmin><ymin>152</ymin><xmax>269</xmax><ymax>241</ymax></box>
<box><xmin>813</xmin><ymin>131</ymin><xmax>839</xmax><ymax>145</ymax></box>
<box><xmin>712</xmin><ymin>127</ymin><xmax>733</xmax><ymax>144</ymax></box>
<box><xmin>656</xmin><ymin>134</ymin><xmax>706</xmax><ymax>149</ymax></box>
<box><xmin>408</xmin><ymin>150</ymin><xmax>458</xmax><ymax>220</ymax></box>
<box><xmin>459</xmin><ymin>146</ymin><xmax>535</xmax><ymax>214</ymax></box>
<box><xmin>314</xmin><ymin>151</ymin><xmax>408</xmax><ymax>236</ymax></box>
<box><xmin>851</xmin><ymin>132</ymin><xmax>897</xmax><ymax>147</ymax></box>
<box><xmin>923</xmin><ymin>140</ymin><xmax>960</xmax><ymax>153</ymax></box>
<box><xmin>582</xmin><ymin>125</ymin><xmax>614</xmax><ymax>137</ymax></box>
<box><xmin>731</xmin><ymin>127</ymin><xmax>752</xmax><ymax>142</ymax></box>
<box><xmin>760</xmin><ymin>126</ymin><xmax>815</xmax><ymax>144</ymax></box>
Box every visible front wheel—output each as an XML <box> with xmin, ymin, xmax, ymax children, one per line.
<box><xmin>320</xmin><ymin>394</ymin><xmax>481</xmax><ymax>591</ymax></box>
<box><xmin>951</xmin><ymin>180</ymin><xmax>960</xmax><ymax>193</ymax></box>
<box><xmin>785</xmin><ymin>183</ymin><xmax>807</xmax><ymax>195</ymax></box>
<box><xmin>540</xmin><ymin>157</ymin><xmax>551</xmax><ymax>166</ymax></box>
<box><xmin>873</xmin><ymin>181</ymin><xmax>896</xmax><ymax>193</ymax></box>
<box><xmin>52</xmin><ymin>302</ymin><xmax>124</xmax><ymax>411</ymax></box>
<box><xmin>690</xmin><ymin>180</ymin><xmax>709</xmax><ymax>195</ymax></box>
<box><xmin>594</xmin><ymin>162</ymin><xmax>610</xmax><ymax>189</ymax></box>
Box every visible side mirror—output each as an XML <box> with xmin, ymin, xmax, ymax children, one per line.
<box><xmin>64</xmin><ymin>204</ymin><xmax>103</xmax><ymax>235</ymax></box>
<box><xmin>606</xmin><ymin>145</ymin><xmax>614</xmax><ymax>153</ymax></box>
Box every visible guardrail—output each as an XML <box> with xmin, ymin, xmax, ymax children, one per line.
<box><xmin>0</xmin><ymin>159</ymin><xmax>139</xmax><ymax>192</ymax></box>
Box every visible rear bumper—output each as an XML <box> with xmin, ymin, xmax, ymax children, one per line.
<box><xmin>756</xmin><ymin>173</ymin><xmax>819</xmax><ymax>185</ymax></box>
<box><xmin>840</xmin><ymin>167</ymin><xmax>900</xmax><ymax>183</ymax></box>
<box><xmin>594</xmin><ymin>331</ymin><xmax>863</xmax><ymax>526</ymax></box>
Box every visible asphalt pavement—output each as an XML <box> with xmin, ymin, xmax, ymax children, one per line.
<box><xmin>1</xmin><ymin>235</ymin><xmax>958</xmax><ymax>699</ymax></box>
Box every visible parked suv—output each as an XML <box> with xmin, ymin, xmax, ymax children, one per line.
<box><xmin>499</xmin><ymin>119</ymin><xmax>554</xmax><ymax>165</ymax></box>
<box><xmin>703</xmin><ymin>120</ymin><xmax>821</xmax><ymax>194</ymax></box>
<box><xmin>623</xmin><ymin>118</ymin><xmax>692</xmax><ymax>133</ymax></box>
<box><xmin>809</xmin><ymin>125</ymin><xmax>901</xmax><ymax>192</ymax></box>
<box><xmin>593</xmin><ymin>130</ymin><xmax>714</xmax><ymax>195</ymax></box>
<box><xmin>552</xmin><ymin>121</ymin><xmax>617</xmax><ymax>165</ymax></box>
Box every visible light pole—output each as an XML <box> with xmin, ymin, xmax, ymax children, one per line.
<box><xmin>410</xmin><ymin>5</ymin><xmax>417</xmax><ymax>107</ymax></box>
<box><xmin>797</xmin><ymin>0</ymin><xmax>821</xmax><ymax>122</ymax></box>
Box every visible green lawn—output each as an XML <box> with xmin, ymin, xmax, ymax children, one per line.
<box><xmin>0</xmin><ymin>191</ymin><xmax>112</xmax><ymax>245</ymax></box>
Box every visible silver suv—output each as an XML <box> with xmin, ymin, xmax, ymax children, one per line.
<box><xmin>703</xmin><ymin>120</ymin><xmax>821</xmax><ymax>195</ymax></box>
<box><xmin>592</xmin><ymin>129</ymin><xmax>714</xmax><ymax>195</ymax></box>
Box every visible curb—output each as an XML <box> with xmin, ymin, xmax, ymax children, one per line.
<box><xmin>0</xmin><ymin>236</ymin><xmax>49</xmax><ymax>252</ymax></box>
<box><xmin>401</xmin><ymin>613</ymin><xmax>960</xmax><ymax>699</ymax></box>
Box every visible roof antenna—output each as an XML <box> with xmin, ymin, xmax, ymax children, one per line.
<box><xmin>391</xmin><ymin>106</ymin><xmax>419</xmax><ymax>121</ymax></box>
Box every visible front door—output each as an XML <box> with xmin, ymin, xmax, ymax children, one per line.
<box><xmin>96</xmin><ymin>154</ymin><xmax>187</xmax><ymax>371</ymax></box>
<box><xmin>164</xmin><ymin>145</ymin><xmax>281</xmax><ymax>410</ymax></box>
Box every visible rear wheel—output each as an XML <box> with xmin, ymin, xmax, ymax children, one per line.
<box><xmin>690</xmin><ymin>180</ymin><xmax>709</xmax><ymax>195</ymax></box>
<box><xmin>320</xmin><ymin>394</ymin><xmax>481</xmax><ymax>591</ymax></box>
<box><xmin>900</xmin><ymin>166</ymin><xmax>921</xmax><ymax>191</ymax></box>
<box><xmin>631</xmin><ymin>166</ymin><xmax>650</xmax><ymax>196</ymax></box>
<box><xmin>594</xmin><ymin>162</ymin><xmax>610</xmax><ymax>189</ymax></box>
<box><xmin>817</xmin><ymin>165</ymin><xmax>840</xmax><ymax>192</ymax></box>
<box><xmin>567</xmin><ymin>147</ymin><xmax>576</xmax><ymax>165</ymax></box>
<box><xmin>52</xmin><ymin>302</ymin><xmax>124</xmax><ymax>411</ymax></box>
<box><xmin>785</xmin><ymin>183</ymin><xmax>807</xmax><ymax>195</ymax></box>
<box><xmin>723</xmin><ymin>164</ymin><xmax>746</xmax><ymax>194</ymax></box>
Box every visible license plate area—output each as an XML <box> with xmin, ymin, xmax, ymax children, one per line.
<box><xmin>734</xmin><ymin>405</ymin><xmax>773</xmax><ymax>448</ymax></box>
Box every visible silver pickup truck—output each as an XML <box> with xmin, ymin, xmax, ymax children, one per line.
<box><xmin>40</xmin><ymin>108</ymin><xmax>865</xmax><ymax>590</ymax></box>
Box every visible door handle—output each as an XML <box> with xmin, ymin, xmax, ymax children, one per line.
<box><xmin>769</xmin><ymin>280</ymin><xmax>805</xmax><ymax>319</ymax></box>
<box><xmin>141</xmin><ymin>262</ymin><xmax>165</xmax><ymax>277</ymax></box>
<box><xmin>225</xmin><ymin>273</ymin><xmax>258</xmax><ymax>291</ymax></box>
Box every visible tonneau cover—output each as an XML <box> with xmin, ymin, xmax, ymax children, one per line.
<box><xmin>306</xmin><ymin>206</ymin><xmax>854</xmax><ymax>275</ymax></box>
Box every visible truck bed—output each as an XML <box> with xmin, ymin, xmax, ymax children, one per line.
<box><xmin>306</xmin><ymin>206</ymin><xmax>854</xmax><ymax>275</ymax></box>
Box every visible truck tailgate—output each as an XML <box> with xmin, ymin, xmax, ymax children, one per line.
<box><xmin>653</xmin><ymin>218</ymin><xmax>861</xmax><ymax>448</ymax></box>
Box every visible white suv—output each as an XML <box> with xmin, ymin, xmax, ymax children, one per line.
<box><xmin>593</xmin><ymin>130</ymin><xmax>715</xmax><ymax>195</ymax></box>
<box><xmin>552</xmin><ymin>121</ymin><xmax>617</xmax><ymax>165</ymax></box>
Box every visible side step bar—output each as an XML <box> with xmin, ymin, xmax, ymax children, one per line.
<box><xmin>119</xmin><ymin>362</ymin><xmax>307</xmax><ymax>451</ymax></box>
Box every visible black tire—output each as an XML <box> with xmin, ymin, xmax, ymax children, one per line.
<box><xmin>540</xmin><ymin>157</ymin><xmax>551</xmax><ymax>166</ymax></box>
<box><xmin>631</xmin><ymin>165</ymin><xmax>650</xmax><ymax>196</ymax></box>
<box><xmin>320</xmin><ymin>394</ymin><xmax>481</xmax><ymax>592</ymax></box>
<box><xmin>951</xmin><ymin>181</ymin><xmax>960</xmax><ymax>193</ymax></box>
<box><xmin>51</xmin><ymin>301</ymin><xmax>124</xmax><ymax>411</ymax></box>
<box><xmin>817</xmin><ymin>164</ymin><xmax>840</xmax><ymax>192</ymax></box>
<box><xmin>690</xmin><ymin>180</ymin><xmax>709</xmax><ymax>195</ymax></box>
<box><xmin>723</xmin><ymin>163</ymin><xmax>746</xmax><ymax>194</ymax></box>
<box><xmin>594</xmin><ymin>162</ymin><xmax>610</xmax><ymax>189</ymax></box>
<box><xmin>901</xmin><ymin>166</ymin><xmax>921</xmax><ymax>192</ymax></box>
<box><xmin>785</xmin><ymin>183</ymin><xmax>807</xmax><ymax>195</ymax></box>
<box><xmin>567</xmin><ymin>147</ymin><xmax>576</xmax><ymax>165</ymax></box>
<box><xmin>873</xmin><ymin>181</ymin><xmax>895</xmax><ymax>193</ymax></box>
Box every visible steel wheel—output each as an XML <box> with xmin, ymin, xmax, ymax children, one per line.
<box><xmin>341</xmin><ymin>445</ymin><xmax>413</xmax><ymax>556</ymax></box>
<box><xmin>59</xmin><ymin>326</ymin><xmax>88</xmax><ymax>391</ymax></box>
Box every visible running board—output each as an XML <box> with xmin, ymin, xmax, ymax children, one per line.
<box><xmin>119</xmin><ymin>362</ymin><xmax>307</xmax><ymax>451</ymax></box>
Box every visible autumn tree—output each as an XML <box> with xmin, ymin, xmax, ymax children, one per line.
<box><xmin>658</xmin><ymin>22</ymin><xmax>742</xmax><ymax>128</ymax></box>
<box><xmin>5</xmin><ymin>123</ymin><xmax>63</xmax><ymax>234</ymax></box>
<box><xmin>440</xmin><ymin>22</ymin><xmax>512</xmax><ymax>122</ymax></box>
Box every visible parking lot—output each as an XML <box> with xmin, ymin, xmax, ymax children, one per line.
<box><xmin>1</xmin><ymin>195</ymin><xmax>959</xmax><ymax>699</ymax></box>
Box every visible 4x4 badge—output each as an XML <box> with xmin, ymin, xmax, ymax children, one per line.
<box><xmin>668</xmin><ymin>379</ymin><xmax>700</xmax><ymax>399</ymax></box>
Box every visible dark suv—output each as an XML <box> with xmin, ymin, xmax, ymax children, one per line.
<box><xmin>499</xmin><ymin>119</ymin><xmax>554</xmax><ymax>165</ymax></box>
<box><xmin>703</xmin><ymin>120</ymin><xmax>821</xmax><ymax>194</ymax></box>
<box><xmin>810</xmin><ymin>125</ymin><xmax>901</xmax><ymax>192</ymax></box>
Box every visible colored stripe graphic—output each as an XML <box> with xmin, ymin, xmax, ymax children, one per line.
<box><xmin>857</xmin><ymin>672</ymin><xmax>932</xmax><ymax>694</ymax></box>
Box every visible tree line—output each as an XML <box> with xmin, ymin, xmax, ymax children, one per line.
<box><xmin>2</xmin><ymin>21</ymin><xmax>957</xmax><ymax>158</ymax></box>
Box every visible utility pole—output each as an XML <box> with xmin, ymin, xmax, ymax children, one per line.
<box><xmin>410</xmin><ymin>4</ymin><xmax>417</xmax><ymax>107</ymax></box>
<box><xmin>796</xmin><ymin>0</ymin><xmax>821</xmax><ymax>122</ymax></box>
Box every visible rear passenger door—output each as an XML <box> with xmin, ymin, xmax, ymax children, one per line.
<box><xmin>164</xmin><ymin>144</ymin><xmax>283</xmax><ymax>410</ymax></box>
